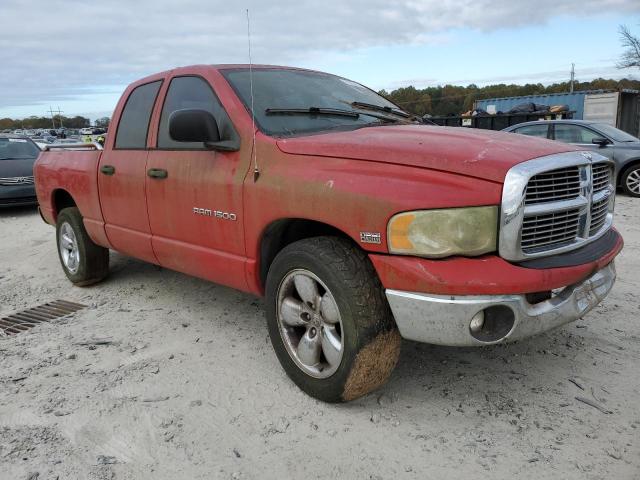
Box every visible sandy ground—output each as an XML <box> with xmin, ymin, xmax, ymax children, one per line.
<box><xmin>0</xmin><ymin>197</ymin><xmax>639</xmax><ymax>480</ymax></box>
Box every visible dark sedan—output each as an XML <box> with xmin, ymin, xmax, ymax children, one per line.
<box><xmin>0</xmin><ymin>134</ymin><xmax>40</xmax><ymax>207</ymax></box>
<box><xmin>502</xmin><ymin>120</ymin><xmax>640</xmax><ymax>197</ymax></box>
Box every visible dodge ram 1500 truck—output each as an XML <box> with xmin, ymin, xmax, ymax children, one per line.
<box><xmin>34</xmin><ymin>65</ymin><xmax>623</xmax><ymax>402</ymax></box>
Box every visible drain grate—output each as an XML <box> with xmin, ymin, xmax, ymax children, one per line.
<box><xmin>0</xmin><ymin>300</ymin><xmax>86</xmax><ymax>337</ymax></box>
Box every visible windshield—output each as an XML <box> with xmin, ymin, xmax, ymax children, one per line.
<box><xmin>222</xmin><ymin>68</ymin><xmax>407</xmax><ymax>137</ymax></box>
<box><xmin>0</xmin><ymin>138</ymin><xmax>40</xmax><ymax>160</ymax></box>
<box><xmin>593</xmin><ymin>123</ymin><xmax>639</xmax><ymax>142</ymax></box>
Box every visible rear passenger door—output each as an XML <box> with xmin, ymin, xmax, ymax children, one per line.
<box><xmin>98</xmin><ymin>80</ymin><xmax>162</xmax><ymax>264</ymax></box>
<box><xmin>145</xmin><ymin>75</ymin><xmax>248</xmax><ymax>291</ymax></box>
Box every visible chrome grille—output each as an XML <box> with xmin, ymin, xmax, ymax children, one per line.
<box><xmin>521</xmin><ymin>208</ymin><xmax>581</xmax><ymax>252</ymax></box>
<box><xmin>592</xmin><ymin>163</ymin><xmax>612</xmax><ymax>193</ymax></box>
<box><xmin>0</xmin><ymin>176</ymin><xmax>34</xmax><ymax>186</ymax></box>
<box><xmin>525</xmin><ymin>166</ymin><xmax>581</xmax><ymax>205</ymax></box>
<box><xmin>589</xmin><ymin>197</ymin><xmax>609</xmax><ymax>236</ymax></box>
<box><xmin>499</xmin><ymin>153</ymin><xmax>615</xmax><ymax>262</ymax></box>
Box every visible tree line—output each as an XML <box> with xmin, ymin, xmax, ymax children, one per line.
<box><xmin>380</xmin><ymin>78</ymin><xmax>640</xmax><ymax>117</ymax></box>
<box><xmin>2</xmin><ymin>76</ymin><xmax>639</xmax><ymax>128</ymax></box>
<box><xmin>0</xmin><ymin>115</ymin><xmax>110</xmax><ymax>130</ymax></box>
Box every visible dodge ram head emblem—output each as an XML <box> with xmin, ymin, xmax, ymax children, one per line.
<box><xmin>580</xmin><ymin>152</ymin><xmax>593</xmax><ymax>161</ymax></box>
<box><xmin>193</xmin><ymin>207</ymin><xmax>237</xmax><ymax>221</ymax></box>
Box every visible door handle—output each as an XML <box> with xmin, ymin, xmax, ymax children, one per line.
<box><xmin>100</xmin><ymin>165</ymin><xmax>115</xmax><ymax>175</ymax></box>
<box><xmin>147</xmin><ymin>168</ymin><xmax>168</xmax><ymax>179</ymax></box>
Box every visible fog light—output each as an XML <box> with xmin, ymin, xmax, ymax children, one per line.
<box><xmin>469</xmin><ymin>311</ymin><xmax>485</xmax><ymax>333</ymax></box>
<box><xmin>469</xmin><ymin>305</ymin><xmax>516</xmax><ymax>343</ymax></box>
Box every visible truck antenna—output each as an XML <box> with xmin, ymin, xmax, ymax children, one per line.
<box><xmin>247</xmin><ymin>8</ymin><xmax>259</xmax><ymax>182</ymax></box>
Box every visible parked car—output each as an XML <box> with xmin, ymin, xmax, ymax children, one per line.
<box><xmin>34</xmin><ymin>65</ymin><xmax>622</xmax><ymax>402</ymax></box>
<box><xmin>503</xmin><ymin>120</ymin><xmax>640</xmax><ymax>197</ymax></box>
<box><xmin>0</xmin><ymin>134</ymin><xmax>40</xmax><ymax>207</ymax></box>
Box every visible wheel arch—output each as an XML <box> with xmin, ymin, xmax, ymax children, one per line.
<box><xmin>51</xmin><ymin>189</ymin><xmax>77</xmax><ymax>220</ymax></box>
<box><xmin>257</xmin><ymin>218</ymin><xmax>359</xmax><ymax>290</ymax></box>
<box><xmin>618</xmin><ymin>158</ymin><xmax>640</xmax><ymax>185</ymax></box>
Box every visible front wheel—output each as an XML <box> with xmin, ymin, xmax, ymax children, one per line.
<box><xmin>56</xmin><ymin>207</ymin><xmax>109</xmax><ymax>286</ymax></box>
<box><xmin>265</xmin><ymin>237</ymin><xmax>401</xmax><ymax>403</ymax></box>
<box><xmin>621</xmin><ymin>164</ymin><xmax>640</xmax><ymax>197</ymax></box>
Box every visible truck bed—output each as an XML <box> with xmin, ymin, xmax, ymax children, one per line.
<box><xmin>34</xmin><ymin>146</ymin><xmax>106</xmax><ymax>246</ymax></box>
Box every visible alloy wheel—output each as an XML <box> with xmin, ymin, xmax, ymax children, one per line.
<box><xmin>276</xmin><ymin>269</ymin><xmax>344</xmax><ymax>378</ymax></box>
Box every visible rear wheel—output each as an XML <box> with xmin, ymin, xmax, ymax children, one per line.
<box><xmin>56</xmin><ymin>207</ymin><xmax>109</xmax><ymax>286</ymax></box>
<box><xmin>621</xmin><ymin>164</ymin><xmax>640</xmax><ymax>197</ymax></box>
<box><xmin>265</xmin><ymin>237</ymin><xmax>401</xmax><ymax>402</ymax></box>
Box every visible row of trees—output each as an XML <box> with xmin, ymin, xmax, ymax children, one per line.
<box><xmin>380</xmin><ymin>77</ymin><xmax>640</xmax><ymax>117</ymax></box>
<box><xmin>0</xmin><ymin>115</ymin><xmax>110</xmax><ymax>130</ymax></box>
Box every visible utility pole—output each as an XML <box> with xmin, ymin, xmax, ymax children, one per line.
<box><xmin>55</xmin><ymin>107</ymin><xmax>64</xmax><ymax>128</ymax></box>
<box><xmin>570</xmin><ymin>63</ymin><xmax>575</xmax><ymax>93</ymax></box>
<box><xmin>48</xmin><ymin>106</ymin><xmax>56</xmax><ymax>129</ymax></box>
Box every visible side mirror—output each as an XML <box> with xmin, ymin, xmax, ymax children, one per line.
<box><xmin>169</xmin><ymin>109</ymin><xmax>220</xmax><ymax>144</ymax></box>
<box><xmin>592</xmin><ymin>137</ymin><xmax>611</xmax><ymax>147</ymax></box>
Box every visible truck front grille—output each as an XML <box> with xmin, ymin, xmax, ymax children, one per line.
<box><xmin>525</xmin><ymin>166</ymin><xmax>581</xmax><ymax>205</ymax></box>
<box><xmin>592</xmin><ymin>163</ymin><xmax>612</xmax><ymax>193</ymax></box>
<box><xmin>499</xmin><ymin>153</ymin><xmax>615</xmax><ymax>262</ymax></box>
<box><xmin>589</xmin><ymin>196</ymin><xmax>610</xmax><ymax>236</ymax></box>
<box><xmin>0</xmin><ymin>176</ymin><xmax>34</xmax><ymax>186</ymax></box>
<box><xmin>521</xmin><ymin>208</ymin><xmax>581</xmax><ymax>253</ymax></box>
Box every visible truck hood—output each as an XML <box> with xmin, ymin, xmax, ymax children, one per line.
<box><xmin>276</xmin><ymin>125</ymin><xmax>577</xmax><ymax>183</ymax></box>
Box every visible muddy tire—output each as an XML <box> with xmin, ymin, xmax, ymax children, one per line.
<box><xmin>621</xmin><ymin>164</ymin><xmax>640</xmax><ymax>198</ymax></box>
<box><xmin>265</xmin><ymin>237</ymin><xmax>401</xmax><ymax>403</ymax></box>
<box><xmin>56</xmin><ymin>207</ymin><xmax>109</xmax><ymax>286</ymax></box>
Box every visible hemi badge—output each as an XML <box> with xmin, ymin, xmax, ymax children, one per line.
<box><xmin>360</xmin><ymin>232</ymin><xmax>381</xmax><ymax>244</ymax></box>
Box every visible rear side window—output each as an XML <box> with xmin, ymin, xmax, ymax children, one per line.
<box><xmin>115</xmin><ymin>81</ymin><xmax>162</xmax><ymax>149</ymax></box>
<box><xmin>514</xmin><ymin>124</ymin><xmax>549</xmax><ymax>139</ymax></box>
<box><xmin>157</xmin><ymin>76</ymin><xmax>236</xmax><ymax>149</ymax></box>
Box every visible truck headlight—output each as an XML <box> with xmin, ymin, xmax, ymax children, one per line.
<box><xmin>387</xmin><ymin>206</ymin><xmax>498</xmax><ymax>258</ymax></box>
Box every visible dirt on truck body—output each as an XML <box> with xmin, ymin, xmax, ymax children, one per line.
<box><xmin>34</xmin><ymin>64</ymin><xmax>622</xmax><ymax>401</ymax></box>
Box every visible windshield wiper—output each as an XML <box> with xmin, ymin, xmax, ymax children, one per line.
<box><xmin>265</xmin><ymin>107</ymin><xmax>359</xmax><ymax>118</ymax></box>
<box><xmin>350</xmin><ymin>101</ymin><xmax>412</xmax><ymax>119</ymax></box>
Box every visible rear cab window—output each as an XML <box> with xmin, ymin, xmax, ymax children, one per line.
<box><xmin>115</xmin><ymin>81</ymin><xmax>162</xmax><ymax>149</ymax></box>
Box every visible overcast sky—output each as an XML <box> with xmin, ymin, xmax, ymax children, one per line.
<box><xmin>1</xmin><ymin>0</ymin><xmax>639</xmax><ymax>121</ymax></box>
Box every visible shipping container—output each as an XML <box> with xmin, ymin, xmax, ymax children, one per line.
<box><xmin>472</xmin><ymin>89</ymin><xmax>640</xmax><ymax>137</ymax></box>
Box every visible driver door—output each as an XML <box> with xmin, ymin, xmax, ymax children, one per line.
<box><xmin>145</xmin><ymin>74</ymin><xmax>248</xmax><ymax>291</ymax></box>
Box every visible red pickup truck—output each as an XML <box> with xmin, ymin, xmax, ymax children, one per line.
<box><xmin>34</xmin><ymin>65</ymin><xmax>622</xmax><ymax>402</ymax></box>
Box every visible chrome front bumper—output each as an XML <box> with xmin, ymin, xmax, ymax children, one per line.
<box><xmin>385</xmin><ymin>262</ymin><xmax>616</xmax><ymax>346</ymax></box>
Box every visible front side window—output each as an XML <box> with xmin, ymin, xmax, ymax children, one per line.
<box><xmin>157</xmin><ymin>76</ymin><xmax>236</xmax><ymax>149</ymax></box>
<box><xmin>592</xmin><ymin>123</ymin><xmax>639</xmax><ymax>142</ymax></box>
<box><xmin>222</xmin><ymin>68</ymin><xmax>409</xmax><ymax>137</ymax></box>
<box><xmin>514</xmin><ymin>124</ymin><xmax>549</xmax><ymax>139</ymax></box>
<box><xmin>553</xmin><ymin>124</ymin><xmax>600</xmax><ymax>144</ymax></box>
<box><xmin>115</xmin><ymin>80</ymin><xmax>162</xmax><ymax>149</ymax></box>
